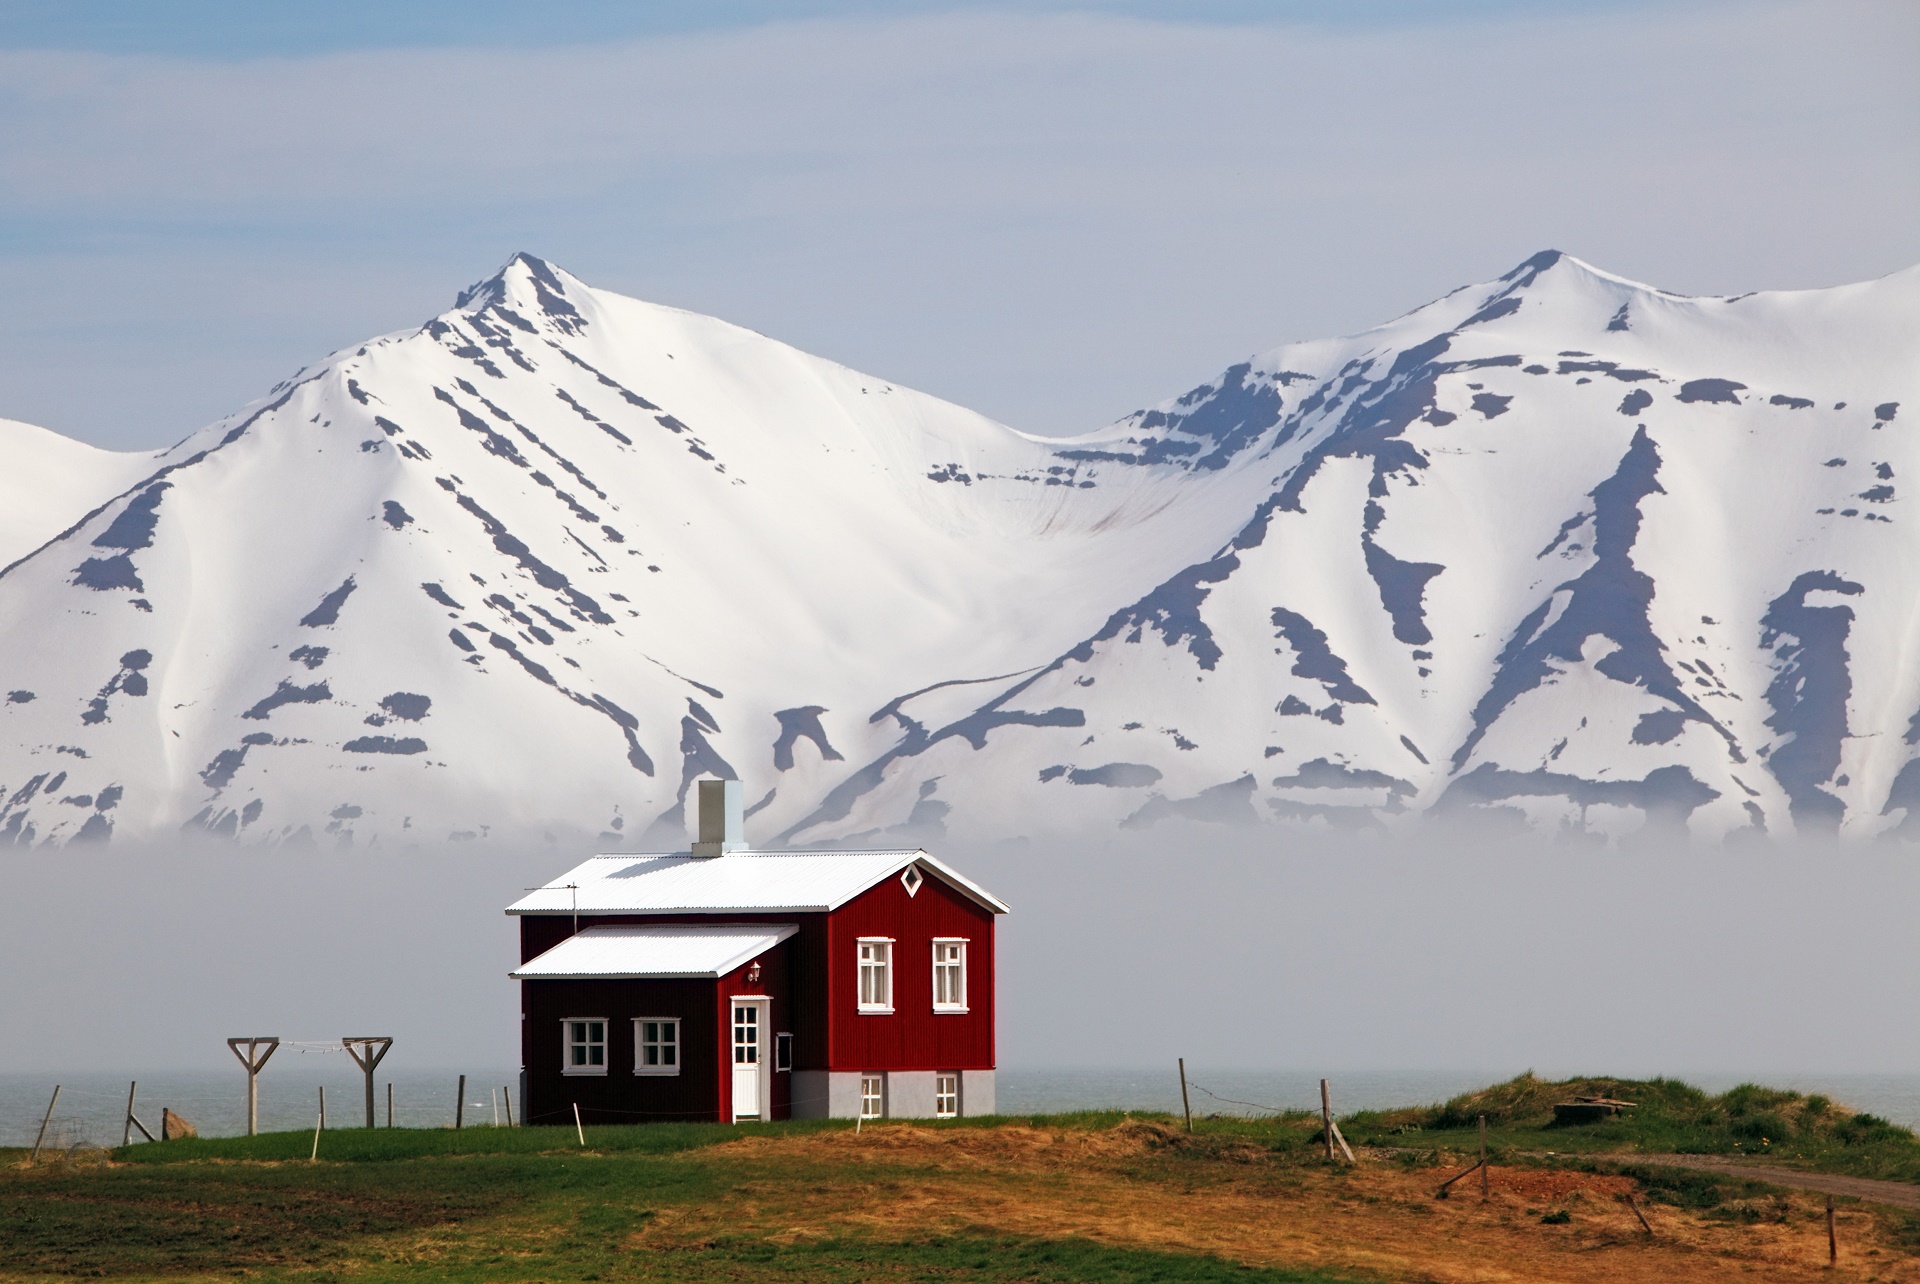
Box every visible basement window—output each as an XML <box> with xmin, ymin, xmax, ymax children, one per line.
<box><xmin>858</xmin><ymin>938</ymin><xmax>894</xmax><ymax>1012</ymax></box>
<box><xmin>564</xmin><ymin>1019</ymin><xmax>607</xmax><ymax>1075</ymax></box>
<box><xmin>860</xmin><ymin>1074</ymin><xmax>885</xmax><ymax>1119</ymax></box>
<box><xmin>633</xmin><ymin>1018</ymin><xmax>679</xmax><ymax>1075</ymax></box>
<box><xmin>935</xmin><ymin>1074</ymin><xmax>959</xmax><ymax>1118</ymax></box>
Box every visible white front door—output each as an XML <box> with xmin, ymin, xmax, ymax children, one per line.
<box><xmin>731</xmin><ymin>1001</ymin><xmax>764</xmax><ymax>1120</ymax></box>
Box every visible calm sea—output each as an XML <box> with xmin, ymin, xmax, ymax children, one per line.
<box><xmin>8</xmin><ymin>1068</ymin><xmax>1920</xmax><ymax>1148</ymax></box>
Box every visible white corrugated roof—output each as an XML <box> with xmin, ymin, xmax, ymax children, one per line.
<box><xmin>510</xmin><ymin>923</ymin><xmax>798</xmax><ymax>979</ymax></box>
<box><xmin>505</xmin><ymin>848</ymin><xmax>1009</xmax><ymax>916</ymax></box>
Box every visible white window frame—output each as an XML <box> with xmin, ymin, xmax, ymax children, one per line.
<box><xmin>935</xmin><ymin>1073</ymin><xmax>959</xmax><ymax>1118</ymax></box>
<box><xmin>632</xmin><ymin>1017</ymin><xmax>681</xmax><ymax>1076</ymax></box>
<box><xmin>859</xmin><ymin>1073</ymin><xmax>885</xmax><ymax>1119</ymax></box>
<box><xmin>932</xmin><ymin>937</ymin><xmax>968</xmax><ymax>1012</ymax></box>
<box><xmin>774</xmin><ymin>1031</ymin><xmax>793</xmax><ymax>1072</ymax></box>
<box><xmin>857</xmin><ymin>937</ymin><xmax>894</xmax><ymax>1012</ymax></box>
<box><xmin>563</xmin><ymin>1018</ymin><xmax>608</xmax><ymax>1076</ymax></box>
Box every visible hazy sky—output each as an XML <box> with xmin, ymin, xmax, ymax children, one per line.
<box><xmin>5</xmin><ymin>827</ymin><xmax>1919</xmax><ymax>1080</ymax></box>
<box><xmin>0</xmin><ymin>1</ymin><xmax>1914</xmax><ymax>450</ymax></box>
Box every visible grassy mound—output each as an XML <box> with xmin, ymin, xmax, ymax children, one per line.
<box><xmin>1341</xmin><ymin>1073</ymin><xmax>1920</xmax><ymax>1178</ymax></box>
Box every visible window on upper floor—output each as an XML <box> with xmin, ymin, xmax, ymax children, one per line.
<box><xmin>633</xmin><ymin>1018</ymin><xmax>679</xmax><ymax>1075</ymax></box>
<box><xmin>858</xmin><ymin>938</ymin><xmax>893</xmax><ymax>1012</ymax></box>
<box><xmin>564</xmin><ymin>1019</ymin><xmax>607</xmax><ymax>1075</ymax></box>
<box><xmin>932</xmin><ymin>938</ymin><xmax>967</xmax><ymax>1012</ymax></box>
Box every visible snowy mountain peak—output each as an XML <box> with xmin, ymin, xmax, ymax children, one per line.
<box><xmin>453</xmin><ymin>252</ymin><xmax>593</xmax><ymax>333</ymax></box>
<box><xmin>0</xmin><ymin>253</ymin><xmax>1914</xmax><ymax>848</ymax></box>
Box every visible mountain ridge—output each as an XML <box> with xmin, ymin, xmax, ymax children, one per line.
<box><xmin>0</xmin><ymin>249</ymin><xmax>1913</xmax><ymax>847</ymax></box>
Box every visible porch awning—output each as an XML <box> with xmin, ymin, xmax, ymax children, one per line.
<box><xmin>510</xmin><ymin>923</ymin><xmax>797</xmax><ymax>980</ymax></box>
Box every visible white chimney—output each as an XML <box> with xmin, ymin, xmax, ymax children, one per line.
<box><xmin>690</xmin><ymin>778</ymin><xmax>745</xmax><ymax>857</ymax></box>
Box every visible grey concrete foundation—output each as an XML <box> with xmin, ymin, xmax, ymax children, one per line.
<box><xmin>788</xmin><ymin>1069</ymin><xmax>996</xmax><ymax>1119</ymax></box>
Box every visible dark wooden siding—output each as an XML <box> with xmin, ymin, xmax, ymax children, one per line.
<box><xmin>825</xmin><ymin>873</ymin><xmax>995</xmax><ymax>1072</ymax></box>
<box><xmin>520</xmin><ymin>934</ymin><xmax>794</xmax><ymax>1124</ymax></box>
<box><xmin>519</xmin><ymin>911</ymin><xmax>831</xmax><ymax>1069</ymax></box>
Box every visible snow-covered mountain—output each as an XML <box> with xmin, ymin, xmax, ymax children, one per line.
<box><xmin>1</xmin><ymin>250</ymin><xmax>1915</xmax><ymax>847</ymax></box>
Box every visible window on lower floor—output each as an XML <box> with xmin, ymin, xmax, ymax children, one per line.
<box><xmin>564</xmin><ymin>1019</ymin><xmax>606</xmax><ymax>1075</ymax></box>
<box><xmin>935</xmin><ymin>1073</ymin><xmax>959</xmax><ymax>1118</ymax></box>
<box><xmin>775</xmin><ymin>1031</ymin><xmax>793</xmax><ymax>1072</ymax></box>
<box><xmin>860</xmin><ymin>1074</ymin><xmax>885</xmax><ymax>1119</ymax></box>
<box><xmin>633</xmin><ymin>1018</ymin><xmax>679</xmax><ymax>1075</ymax></box>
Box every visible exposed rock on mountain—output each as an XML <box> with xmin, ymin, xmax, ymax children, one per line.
<box><xmin>0</xmin><ymin>250</ymin><xmax>1914</xmax><ymax>846</ymax></box>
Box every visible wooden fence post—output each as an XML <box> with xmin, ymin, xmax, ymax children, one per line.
<box><xmin>1828</xmin><ymin>1194</ymin><xmax>1837</xmax><ymax>1266</ymax></box>
<box><xmin>455</xmin><ymin>1074</ymin><xmax>466</xmax><ymax>1130</ymax></box>
<box><xmin>503</xmin><ymin>1085</ymin><xmax>514</xmax><ymax>1127</ymax></box>
<box><xmin>387</xmin><ymin>1082</ymin><xmax>393</xmax><ymax>1129</ymax></box>
<box><xmin>29</xmin><ymin>1085</ymin><xmax>61</xmax><ymax>1162</ymax></box>
<box><xmin>1321</xmin><ymin>1079</ymin><xmax>1335</xmax><ymax>1161</ymax></box>
<box><xmin>318</xmin><ymin>1085</ymin><xmax>326</xmax><ymax>1131</ymax></box>
<box><xmin>1178</xmin><ymin>1059</ymin><xmax>1193</xmax><ymax>1133</ymax></box>
<box><xmin>573</xmin><ymin>1101</ymin><xmax>586</xmax><ymax>1147</ymax></box>
<box><xmin>121</xmin><ymin>1081</ymin><xmax>155</xmax><ymax>1146</ymax></box>
<box><xmin>1479</xmin><ymin>1115</ymin><xmax>1490</xmax><ymax>1199</ymax></box>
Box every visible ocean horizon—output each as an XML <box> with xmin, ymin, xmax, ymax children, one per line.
<box><xmin>8</xmin><ymin>1067</ymin><xmax>1920</xmax><ymax>1149</ymax></box>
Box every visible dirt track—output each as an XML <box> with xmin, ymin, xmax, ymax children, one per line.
<box><xmin>1616</xmin><ymin>1152</ymin><xmax>1920</xmax><ymax>1211</ymax></box>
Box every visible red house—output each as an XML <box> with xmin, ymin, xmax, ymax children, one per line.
<box><xmin>507</xmin><ymin>780</ymin><xmax>1009</xmax><ymax>1124</ymax></box>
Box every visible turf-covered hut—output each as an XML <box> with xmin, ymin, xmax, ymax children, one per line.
<box><xmin>507</xmin><ymin>780</ymin><xmax>1008</xmax><ymax>1125</ymax></box>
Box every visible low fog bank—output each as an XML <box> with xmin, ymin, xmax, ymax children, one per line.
<box><xmin>1</xmin><ymin>825</ymin><xmax>1914</xmax><ymax>1084</ymax></box>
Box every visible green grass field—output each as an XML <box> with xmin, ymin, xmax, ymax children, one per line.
<box><xmin>5</xmin><ymin>1078</ymin><xmax>1919</xmax><ymax>1281</ymax></box>
<box><xmin>1</xmin><ymin>1113</ymin><xmax>1358</xmax><ymax>1282</ymax></box>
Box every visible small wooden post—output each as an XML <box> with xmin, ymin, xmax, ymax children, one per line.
<box><xmin>29</xmin><ymin>1085</ymin><xmax>61</xmax><ymax>1162</ymax></box>
<box><xmin>572</xmin><ymin>1101</ymin><xmax>586</xmax><ymax>1146</ymax></box>
<box><xmin>342</xmin><ymin>1037</ymin><xmax>393</xmax><ymax>1129</ymax></box>
<box><xmin>1436</xmin><ymin>1160</ymin><xmax>1484</xmax><ymax>1197</ymax></box>
<box><xmin>503</xmin><ymin>1086</ymin><xmax>514</xmax><ymax>1127</ymax></box>
<box><xmin>1479</xmin><ymin>1115</ymin><xmax>1490</xmax><ymax>1199</ymax></box>
<box><xmin>386</xmin><ymin>1082</ymin><xmax>393</xmax><ymax>1129</ymax></box>
<box><xmin>1827</xmin><ymin>1194</ymin><xmax>1837</xmax><ymax>1266</ymax></box>
<box><xmin>455</xmin><ymin>1074</ymin><xmax>466</xmax><ymax>1130</ymax></box>
<box><xmin>310</xmin><ymin>1112</ymin><xmax>322</xmax><ymax>1162</ymax></box>
<box><xmin>1178</xmin><ymin>1059</ymin><xmax>1193</xmax><ymax>1134</ymax></box>
<box><xmin>1625</xmin><ymin>1192</ymin><xmax>1653</xmax><ymax>1235</ymax></box>
<box><xmin>122</xmin><ymin>1081</ymin><xmax>142</xmax><ymax>1147</ymax></box>
<box><xmin>227</xmin><ymin>1037</ymin><xmax>280</xmax><ymax>1136</ymax></box>
<box><xmin>1321</xmin><ymin>1079</ymin><xmax>1335</xmax><ymax>1161</ymax></box>
<box><xmin>492</xmin><ymin>1087</ymin><xmax>500</xmax><ymax>1128</ymax></box>
<box><xmin>318</xmin><ymin>1085</ymin><xmax>326</xmax><ymax>1131</ymax></box>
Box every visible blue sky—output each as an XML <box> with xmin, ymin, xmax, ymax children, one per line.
<box><xmin>1</xmin><ymin>1</ymin><xmax>1915</xmax><ymax>449</ymax></box>
<box><xmin>4</xmin><ymin>1</ymin><xmax>1671</xmax><ymax>56</ymax></box>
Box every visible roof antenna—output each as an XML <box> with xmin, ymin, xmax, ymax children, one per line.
<box><xmin>523</xmin><ymin>882</ymin><xmax>580</xmax><ymax>935</ymax></box>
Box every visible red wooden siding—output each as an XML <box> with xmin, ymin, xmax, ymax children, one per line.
<box><xmin>825</xmin><ymin>872</ymin><xmax>995</xmax><ymax>1072</ymax></box>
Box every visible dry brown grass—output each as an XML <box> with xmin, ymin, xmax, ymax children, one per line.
<box><xmin>649</xmin><ymin>1120</ymin><xmax>1920</xmax><ymax>1283</ymax></box>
